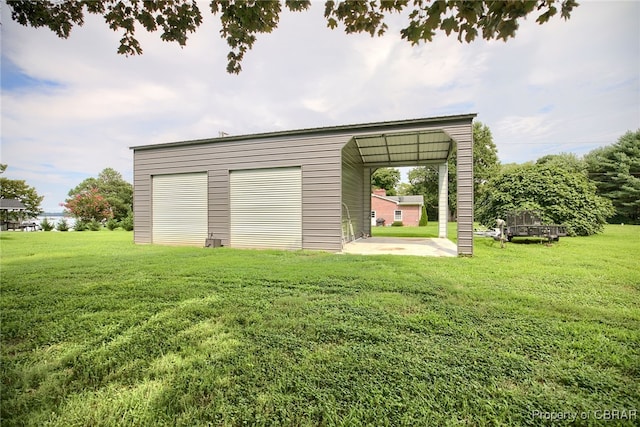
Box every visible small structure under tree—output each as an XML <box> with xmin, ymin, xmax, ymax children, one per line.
<box><xmin>0</xmin><ymin>198</ymin><xmax>27</xmax><ymax>230</ymax></box>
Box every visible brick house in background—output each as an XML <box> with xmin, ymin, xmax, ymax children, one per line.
<box><xmin>371</xmin><ymin>189</ymin><xmax>424</xmax><ymax>226</ymax></box>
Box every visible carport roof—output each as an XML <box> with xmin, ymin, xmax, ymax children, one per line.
<box><xmin>352</xmin><ymin>130</ymin><xmax>454</xmax><ymax>167</ymax></box>
<box><xmin>131</xmin><ymin>113</ymin><xmax>477</xmax><ymax>151</ymax></box>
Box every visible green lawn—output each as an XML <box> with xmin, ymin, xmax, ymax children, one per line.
<box><xmin>1</xmin><ymin>227</ymin><xmax>639</xmax><ymax>426</ymax></box>
<box><xmin>371</xmin><ymin>222</ymin><xmax>446</xmax><ymax>238</ymax></box>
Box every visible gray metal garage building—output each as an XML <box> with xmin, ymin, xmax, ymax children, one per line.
<box><xmin>131</xmin><ymin>114</ymin><xmax>476</xmax><ymax>255</ymax></box>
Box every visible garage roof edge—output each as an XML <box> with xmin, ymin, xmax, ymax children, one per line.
<box><xmin>130</xmin><ymin>113</ymin><xmax>477</xmax><ymax>151</ymax></box>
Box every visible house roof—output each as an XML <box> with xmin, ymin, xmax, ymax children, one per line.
<box><xmin>0</xmin><ymin>198</ymin><xmax>27</xmax><ymax>210</ymax></box>
<box><xmin>372</xmin><ymin>194</ymin><xmax>424</xmax><ymax>206</ymax></box>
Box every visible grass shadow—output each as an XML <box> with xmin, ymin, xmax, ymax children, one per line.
<box><xmin>508</xmin><ymin>238</ymin><xmax>558</xmax><ymax>245</ymax></box>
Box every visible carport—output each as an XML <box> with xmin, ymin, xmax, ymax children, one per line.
<box><xmin>340</xmin><ymin>115</ymin><xmax>475</xmax><ymax>256</ymax></box>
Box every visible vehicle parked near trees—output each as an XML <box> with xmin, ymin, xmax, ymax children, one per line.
<box><xmin>499</xmin><ymin>210</ymin><xmax>567</xmax><ymax>242</ymax></box>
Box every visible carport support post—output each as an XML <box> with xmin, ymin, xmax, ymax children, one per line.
<box><xmin>438</xmin><ymin>162</ymin><xmax>448</xmax><ymax>239</ymax></box>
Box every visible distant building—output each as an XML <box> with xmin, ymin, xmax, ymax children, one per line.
<box><xmin>371</xmin><ymin>189</ymin><xmax>424</xmax><ymax>226</ymax></box>
<box><xmin>1</xmin><ymin>198</ymin><xmax>27</xmax><ymax>231</ymax></box>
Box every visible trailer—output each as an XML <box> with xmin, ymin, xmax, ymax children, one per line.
<box><xmin>500</xmin><ymin>211</ymin><xmax>567</xmax><ymax>242</ymax></box>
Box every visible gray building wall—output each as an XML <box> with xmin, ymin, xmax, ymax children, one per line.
<box><xmin>363</xmin><ymin>168</ymin><xmax>373</xmax><ymax>237</ymax></box>
<box><xmin>341</xmin><ymin>138</ymin><xmax>365</xmax><ymax>242</ymax></box>
<box><xmin>445</xmin><ymin>123</ymin><xmax>474</xmax><ymax>255</ymax></box>
<box><xmin>133</xmin><ymin>134</ymin><xmax>347</xmax><ymax>251</ymax></box>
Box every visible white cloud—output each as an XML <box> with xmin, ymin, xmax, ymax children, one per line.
<box><xmin>495</xmin><ymin>114</ymin><xmax>556</xmax><ymax>140</ymax></box>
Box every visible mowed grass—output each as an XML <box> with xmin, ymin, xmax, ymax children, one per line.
<box><xmin>1</xmin><ymin>226</ymin><xmax>639</xmax><ymax>426</ymax></box>
<box><xmin>371</xmin><ymin>222</ymin><xmax>443</xmax><ymax>238</ymax></box>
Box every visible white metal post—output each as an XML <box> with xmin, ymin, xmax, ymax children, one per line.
<box><xmin>438</xmin><ymin>162</ymin><xmax>448</xmax><ymax>239</ymax></box>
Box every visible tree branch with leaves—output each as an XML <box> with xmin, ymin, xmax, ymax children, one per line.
<box><xmin>7</xmin><ymin>0</ymin><xmax>578</xmax><ymax>73</ymax></box>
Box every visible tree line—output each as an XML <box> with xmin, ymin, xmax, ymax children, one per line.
<box><xmin>0</xmin><ymin>166</ymin><xmax>133</xmax><ymax>231</ymax></box>
<box><xmin>2</xmin><ymin>126</ymin><xmax>638</xmax><ymax>235</ymax></box>
<box><xmin>372</xmin><ymin>125</ymin><xmax>640</xmax><ymax>236</ymax></box>
<box><xmin>61</xmin><ymin>168</ymin><xmax>134</xmax><ymax>230</ymax></box>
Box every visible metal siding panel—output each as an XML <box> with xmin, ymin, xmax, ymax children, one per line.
<box><xmin>136</xmin><ymin>150</ymin><xmax>338</xmax><ymax>168</ymax></box>
<box><xmin>133</xmin><ymin>153</ymin><xmax>151</xmax><ymax>244</ymax></box>
<box><xmin>230</xmin><ymin>167</ymin><xmax>302</xmax><ymax>249</ymax></box>
<box><xmin>363</xmin><ymin>168</ymin><xmax>372</xmax><ymax>237</ymax></box>
<box><xmin>135</xmin><ymin>146</ymin><xmax>339</xmax><ymax>165</ymax></box>
<box><xmin>302</xmin><ymin>165</ymin><xmax>342</xmax><ymax>251</ymax></box>
<box><xmin>208</xmin><ymin>169</ymin><xmax>230</xmax><ymax>245</ymax></box>
<box><xmin>341</xmin><ymin>139</ymin><xmax>365</xmax><ymax>244</ymax></box>
<box><xmin>449</xmin><ymin>122</ymin><xmax>474</xmax><ymax>256</ymax></box>
<box><xmin>134</xmin><ymin>140</ymin><xmax>342</xmax><ymax>164</ymax></box>
<box><xmin>152</xmin><ymin>173</ymin><xmax>208</xmax><ymax>245</ymax></box>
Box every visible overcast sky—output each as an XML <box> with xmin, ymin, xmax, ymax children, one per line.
<box><xmin>1</xmin><ymin>1</ymin><xmax>638</xmax><ymax>212</ymax></box>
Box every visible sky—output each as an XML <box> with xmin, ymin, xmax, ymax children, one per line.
<box><xmin>1</xmin><ymin>1</ymin><xmax>638</xmax><ymax>212</ymax></box>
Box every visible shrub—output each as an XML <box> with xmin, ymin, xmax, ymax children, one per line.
<box><xmin>40</xmin><ymin>217</ymin><xmax>54</xmax><ymax>231</ymax></box>
<box><xmin>106</xmin><ymin>218</ymin><xmax>119</xmax><ymax>230</ymax></box>
<box><xmin>121</xmin><ymin>213</ymin><xmax>134</xmax><ymax>231</ymax></box>
<box><xmin>391</xmin><ymin>221</ymin><xmax>403</xmax><ymax>227</ymax></box>
<box><xmin>56</xmin><ymin>218</ymin><xmax>69</xmax><ymax>232</ymax></box>
<box><xmin>88</xmin><ymin>219</ymin><xmax>102</xmax><ymax>231</ymax></box>
<box><xmin>419</xmin><ymin>205</ymin><xmax>428</xmax><ymax>226</ymax></box>
<box><xmin>476</xmin><ymin>162</ymin><xmax>614</xmax><ymax>235</ymax></box>
<box><xmin>74</xmin><ymin>220</ymin><xmax>88</xmax><ymax>231</ymax></box>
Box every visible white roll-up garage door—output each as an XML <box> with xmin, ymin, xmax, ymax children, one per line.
<box><xmin>152</xmin><ymin>173</ymin><xmax>208</xmax><ymax>245</ymax></box>
<box><xmin>230</xmin><ymin>167</ymin><xmax>302</xmax><ymax>249</ymax></box>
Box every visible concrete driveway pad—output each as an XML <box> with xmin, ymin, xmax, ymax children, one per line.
<box><xmin>341</xmin><ymin>237</ymin><xmax>457</xmax><ymax>257</ymax></box>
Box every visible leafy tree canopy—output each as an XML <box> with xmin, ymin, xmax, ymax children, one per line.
<box><xmin>585</xmin><ymin>130</ymin><xmax>640</xmax><ymax>223</ymax></box>
<box><xmin>396</xmin><ymin>182</ymin><xmax>413</xmax><ymax>196</ymax></box>
<box><xmin>0</xmin><ymin>165</ymin><xmax>44</xmax><ymax>219</ymax></box>
<box><xmin>468</xmin><ymin>121</ymin><xmax>501</xmax><ymax>199</ymax></box>
<box><xmin>68</xmin><ymin>168</ymin><xmax>133</xmax><ymax>221</ymax></box>
<box><xmin>408</xmin><ymin>165</ymin><xmax>439</xmax><ymax>218</ymax></box>
<box><xmin>536</xmin><ymin>152</ymin><xmax>587</xmax><ymax>175</ymax></box>
<box><xmin>476</xmin><ymin>162</ymin><xmax>614</xmax><ymax>236</ymax></box>
<box><xmin>63</xmin><ymin>188</ymin><xmax>112</xmax><ymax>222</ymax></box>
<box><xmin>7</xmin><ymin>0</ymin><xmax>578</xmax><ymax>73</ymax></box>
<box><xmin>371</xmin><ymin>167</ymin><xmax>400</xmax><ymax>196</ymax></box>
